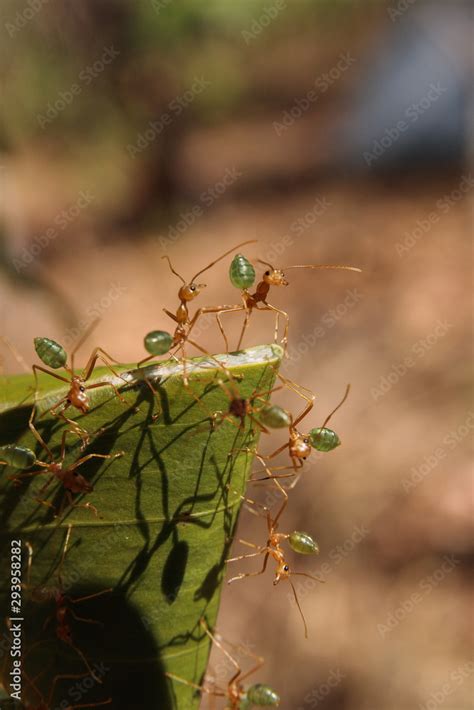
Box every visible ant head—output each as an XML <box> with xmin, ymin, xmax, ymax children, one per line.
<box><xmin>274</xmin><ymin>561</ymin><xmax>290</xmax><ymax>584</ymax></box>
<box><xmin>264</xmin><ymin>269</ymin><xmax>288</xmax><ymax>287</ymax></box>
<box><xmin>258</xmin><ymin>260</ymin><xmax>289</xmax><ymax>287</ymax></box>
<box><xmin>291</xmin><ymin>433</ymin><xmax>312</xmax><ymax>460</ymax></box>
<box><xmin>178</xmin><ymin>282</ymin><xmax>206</xmax><ymax>302</ymax></box>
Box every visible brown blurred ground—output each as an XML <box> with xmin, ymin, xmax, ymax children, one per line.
<box><xmin>1</xmin><ymin>174</ymin><xmax>472</xmax><ymax>710</ymax></box>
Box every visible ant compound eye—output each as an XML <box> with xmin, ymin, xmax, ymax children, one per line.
<box><xmin>284</xmin><ymin>565</ymin><xmax>289</xmax><ymax>572</ymax></box>
<box><xmin>79</xmin><ymin>386</ymin><xmax>86</xmax><ymax>392</ymax></box>
<box><xmin>190</xmin><ymin>285</ymin><xmax>196</xmax><ymax>291</ymax></box>
<box><xmin>265</xmin><ymin>270</ymin><xmax>270</xmax><ymax>276</ymax></box>
<box><xmin>304</xmin><ymin>438</ymin><xmax>310</xmax><ymax>444</ymax></box>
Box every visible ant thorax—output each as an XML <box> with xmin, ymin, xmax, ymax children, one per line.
<box><xmin>229</xmin><ymin>398</ymin><xmax>248</xmax><ymax>419</ymax></box>
<box><xmin>68</xmin><ymin>377</ymin><xmax>89</xmax><ymax>411</ymax></box>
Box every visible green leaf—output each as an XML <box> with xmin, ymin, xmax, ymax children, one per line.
<box><xmin>0</xmin><ymin>344</ymin><xmax>283</xmax><ymax>710</ymax></box>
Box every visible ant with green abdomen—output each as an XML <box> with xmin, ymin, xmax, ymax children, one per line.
<box><xmin>3</xmin><ymin>433</ymin><xmax>124</xmax><ymax>517</ymax></box>
<box><xmin>226</xmin><ymin>477</ymin><xmax>322</xmax><ymax>638</ymax></box>
<box><xmin>251</xmin><ymin>376</ymin><xmax>351</xmax><ymax>488</ymax></box>
<box><xmin>227</xmin><ymin>253</ymin><xmax>362</xmax><ymax>352</ymax></box>
<box><xmin>30</xmin><ymin>319</ymin><xmax>130</xmax><ymax>450</ymax></box>
<box><xmin>166</xmin><ymin>618</ymin><xmax>280</xmax><ymax>708</ymax></box>
<box><xmin>138</xmin><ymin>241</ymin><xmax>257</xmax><ymax>383</ymax></box>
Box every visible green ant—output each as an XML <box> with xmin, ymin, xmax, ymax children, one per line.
<box><xmin>30</xmin><ymin>319</ymin><xmax>128</xmax><ymax>449</ymax></box>
<box><xmin>226</xmin><ymin>478</ymin><xmax>321</xmax><ymax>638</ymax></box>
<box><xmin>166</xmin><ymin>618</ymin><xmax>280</xmax><ymax>708</ymax></box>
<box><xmin>227</xmin><ymin>253</ymin><xmax>361</xmax><ymax>352</ymax></box>
<box><xmin>0</xmin><ymin>435</ymin><xmax>123</xmax><ymax>517</ymax></box>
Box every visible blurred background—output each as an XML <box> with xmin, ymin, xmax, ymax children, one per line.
<box><xmin>0</xmin><ymin>0</ymin><xmax>472</xmax><ymax>708</ymax></box>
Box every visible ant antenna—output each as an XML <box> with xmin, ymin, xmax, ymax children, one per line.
<box><xmin>289</xmin><ymin>580</ymin><xmax>308</xmax><ymax>638</ymax></box>
<box><xmin>256</xmin><ymin>259</ymin><xmax>275</xmax><ymax>271</ymax></box>
<box><xmin>321</xmin><ymin>384</ymin><xmax>351</xmax><ymax>428</ymax></box>
<box><xmin>191</xmin><ymin>240</ymin><xmax>257</xmax><ymax>282</ymax></box>
<box><xmin>161</xmin><ymin>255</ymin><xmax>186</xmax><ymax>284</ymax></box>
<box><xmin>284</xmin><ymin>264</ymin><xmax>362</xmax><ymax>273</ymax></box>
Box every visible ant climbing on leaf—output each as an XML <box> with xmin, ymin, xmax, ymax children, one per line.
<box><xmin>188</xmin><ymin>368</ymin><xmax>289</xmax><ymax>435</ymax></box>
<box><xmin>227</xmin><ymin>253</ymin><xmax>361</xmax><ymax>352</ymax></box>
<box><xmin>139</xmin><ymin>241</ymin><xmax>257</xmax><ymax>384</ymax></box>
<box><xmin>30</xmin><ymin>319</ymin><xmax>130</xmax><ymax>450</ymax></box>
<box><xmin>226</xmin><ymin>479</ymin><xmax>321</xmax><ymax>638</ymax></box>
<box><xmin>250</xmin><ymin>375</ymin><xmax>351</xmax><ymax>488</ymax></box>
<box><xmin>166</xmin><ymin>618</ymin><xmax>280</xmax><ymax>708</ymax></box>
<box><xmin>1</xmin><ymin>435</ymin><xmax>124</xmax><ymax>517</ymax></box>
<box><xmin>24</xmin><ymin>526</ymin><xmax>112</xmax><ymax>685</ymax></box>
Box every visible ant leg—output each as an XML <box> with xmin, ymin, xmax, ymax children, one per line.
<box><xmin>227</xmin><ymin>551</ymin><xmax>269</xmax><ymax>584</ymax></box>
<box><xmin>69</xmin><ymin>451</ymin><xmax>124</xmax><ymax>471</ymax></box>
<box><xmin>249</xmin><ymin>455</ymin><xmax>287</xmax><ymax>526</ymax></box>
<box><xmin>257</xmin><ymin>441</ymin><xmax>290</xmax><ymax>460</ymax></box>
<box><xmin>8</xmin><ymin>466</ymin><xmax>49</xmax><ymax>484</ymax></box>
<box><xmin>226</xmin><ymin>549</ymin><xmax>265</xmax><ymax>563</ymax></box>
<box><xmin>67</xmin><ymin>588</ymin><xmax>112</xmax><ymax>605</ymax></box>
<box><xmin>82</xmin><ymin>349</ymin><xmax>128</xmax><ymax>383</ymax></box>
<box><xmin>69</xmin><ymin>318</ymin><xmax>101</xmax><ymax>372</ymax></box>
<box><xmin>85</xmin><ymin>380</ymin><xmax>127</xmax><ymax>405</ymax></box>
<box><xmin>165</xmin><ymin>672</ymin><xmax>225</xmax><ymax>698</ymax></box>
<box><xmin>236</xmin><ymin>298</ymin><xmax>252</xmax><ymax>351</ymax></box>
<box><xmin>258</xmin><ymin>303</ymin><xmax>289</xmax><ymax>352</ymax></box>
<box><xmin>66</xmin><ymin>641</ymin><xmax>104</xmax><ymax>684</ymax></box>
<box><xmin>277</xmin><ymin>373</ymin><xmax>315</xmax><ymax>427</ymax></box>
<box><xmin>199</xmin><ymin>618</ymin><xmax>244</xmax><ymax>687</ymax></box>
<box><xmin>54</xmin><ymin>410</ymin><xmax>90</xmax><ymax>449</ymax></box>
<box><xmin>163</xmin><ymin>308</ymin><xmax>179</xmax><ymax>324</ymax></box>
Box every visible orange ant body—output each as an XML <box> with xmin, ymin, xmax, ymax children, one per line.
<box><xmin>26</xmin><ymin>526</ymin><xmax>112</xmax><ymax>685</ymax></box>
<box><xmin>9</xmin><ymin>432</ymin><xmax>123</xmax><ymax>516</ymax></box>
<box><xmin>30</xmin><ymin>320</ymin><xmax>129</xmax><ymax>449</ymax></box>
<box><xmin>167</xmin><ymin>619</ymin><xmax>280</xmax><ymax>707</ymax></box>
<box><xmin>226</xmin><ymin>480</ymin><xmax>322</xmax><ymax>637</ymax></box>
<box><xmin>251</xmin><ymin>376</ymin><xmax>350</xmax><ymax>487</ymax></box>
<box><xmin>228</xmin><ymin>254</ymin><xmax>361</xmax><ymax>351</ymax></box>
